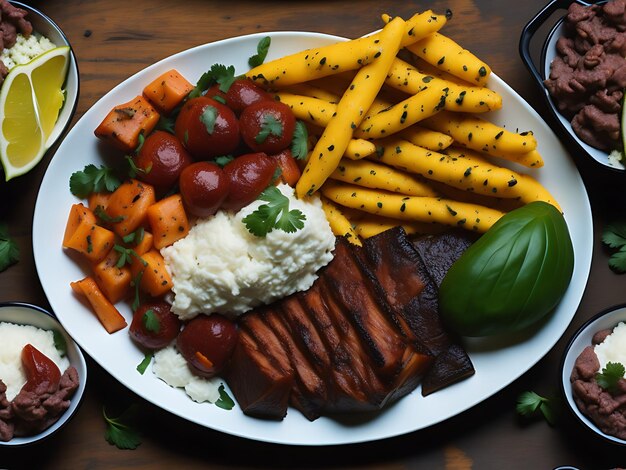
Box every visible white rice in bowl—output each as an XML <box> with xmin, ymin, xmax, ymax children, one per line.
<box><xmin>0</xmin><ymin>321</ymin><xmax>69</xmax><ymax>401</ymax></box>
<box><xmin>0</xmin><ymin>33</ymin><xmax>56</xmax><ymax>70</ymax></box>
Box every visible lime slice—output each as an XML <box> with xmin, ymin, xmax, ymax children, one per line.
<box><xmin>0</xmin><ymin>46</ymin><xmax>70</xmax><ymax>181</ymax></box>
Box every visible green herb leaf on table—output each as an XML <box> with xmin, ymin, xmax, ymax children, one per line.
<box><xmin>103</xmin><ymin>405</ymin><xmax>142</xmax><ymax>450</ymax></box>
<box><xmin>291</xmin><ymin>120</ymin><xmax>309</xmax><ymax>160</ymax></box>
<box><xmin>248</xmin><ymin>36</ymin><xmax>271</xmax><ymax>68</ymax></box>
<box><xmin>136</xmin><ymin>353</ymin><xmax>153</xmax><ymax>375</ymax></box>
<box><xmin>215</xmin><ymin>384</ymin><xmax>235</xmax><ymax>410</ymax></box>
<box><xmin>242</xmin><ymin>186</ymin><xmax>306</xmax><ymax>237</ymax></box>
<box><xmin>255</xmin><ymin>115</ymin><xmax>283</xmax><ymax>144</ymax></box>
<box><xmin>596</xmin><ymin>361</ymin><xmax>625</xmax><ymax>393</ymax></box>
<box><xmin>602</xmin><ymin>223</ymin><xmax>626</xmax><ymax>272</ymax></box>
<box><xmin>70</xmin><ymin>164</ymin><xmax>121</xmax><ymax>198</ymax></box>
<box><xmin>515</xmin><ymin>391</ymin><xmax>555</xmax><ymax>426</ymax></box>
<box><xmin>0</xmin><ymin>224</ymin><xmax>19</xmax><ymax>272</ymax></box>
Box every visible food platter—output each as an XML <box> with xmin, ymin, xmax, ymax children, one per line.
<box><xmin>32</xmin><ymin>31</ymin><xmax>593</xmax><ymax>446</ymax></box>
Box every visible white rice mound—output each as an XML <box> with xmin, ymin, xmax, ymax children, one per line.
<box><xmin>0</xmin><ymin>33</ymin><xmax>56</xmax><ymax>70</ymax></box>
<box><xmin>595</xmin><ymin>321</ymin><xmax>626</xmax><ymax>370</ymax></box>
<box><xmin>152</xmin><ymin>345</ymin><xmax>221</xmax><ymax>404</ymax></box>
<box><xmin>0</xmin><ymin>321</ymin><xmax>69</xmax><ymax>401</ymax></box>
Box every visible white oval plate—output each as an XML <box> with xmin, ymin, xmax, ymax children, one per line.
<box><xmin>33</xmin><ymin>31</ymin><xmax>593</xmax><ymax>446</ymax></box>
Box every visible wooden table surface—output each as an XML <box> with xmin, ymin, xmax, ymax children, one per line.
<box><xmin>2</xmin><ymin>0</ymin><xmax>626</xmax><ymax>467</ymax></box>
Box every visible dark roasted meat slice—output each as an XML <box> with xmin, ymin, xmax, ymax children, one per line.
<box><xmin>421</xmin><ymin>344</ymin><xmax>475</xmax><ymax>396</ymax></box>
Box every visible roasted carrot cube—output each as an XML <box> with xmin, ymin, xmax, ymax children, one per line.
<box><xmin>88</xmin><ymin>192</ymin><xmax>111</xmax><ymax>213</ymax></box>
<box><xmin>63</xmin><ymin>204</ymin><xmax>114</xmax><ymax>263</ymax></box>
<box><xmin>130</xmin><ymin>249</ymin><xmax>172</xmax><ymax>297</ymax></box>
<box><xmin>106</xmin><ymin>179</ymin><xmax>156</xmax><ymax>237</ymax></box>
<box><xmin>63</xmin><ymin>203</ymin><xmax>96</xmax><ymax>246</ymax></box>
<box><xmin>130</xmin><ymin>230</ymin><xmax>154</xmax><ymax>256</ymax></box>
<box><xmin>92</xmin><ymin>250</ymin><xmax>132</xmax><ymax>304</ymax></box>
<box><xmin>143</xmin><ymin>69</ymin><xmax>193</xmax><ymax>114</ymax></box>
<box><xmin>71</xmin><ymin>276</ymin><xmax>127</xmax><ymax>334</ymax></box>
<box><xmin>147</xmin><ymin>194</ymin><xmax>190</xmax><ymax>249</ymax></box>
<box><xmin>94</xmin><ymin>95</ymin><xmax>160</xmax><ymax>152</ymax></box>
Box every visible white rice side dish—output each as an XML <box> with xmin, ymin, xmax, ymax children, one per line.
<box><xmin>0</xmin><ymin>33</ymin><xmax>56</xmax><ymax>70</ymax></box>
<box><xmin>595</xmin><ymin>321</ymin><xmax>626</xmax><ymax>370</ymax></box>
<box><xmin>152</xmin><ymin>345</ymin><xmax>221</xmax><ymax>403</ymax></box>
<box><xmin>161</xmin><ymin>184</ymin><xmax>336</xmax><ymax>320</ymax></box>
<box><xmin>0</xmin><ymin>322</ymin><xmax>69</xmax><ymax>401</ymax></box>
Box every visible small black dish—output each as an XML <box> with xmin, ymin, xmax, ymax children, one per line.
<box><xmin>519</xmin><ymin>0</ymin><xmax>624</xmax><ymax>172</ymax></box>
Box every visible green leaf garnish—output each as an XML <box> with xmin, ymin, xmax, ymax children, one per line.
<box><xmin>215</xmin><ymin>384</ymin><xmax>235</xmax><ymax>410</ymax></box>
<box><xmin>214</xmin><ymin>155</ymin><xmax>235</xmax><ymax>168</ymax></box>
<box><xmin>95</xmin><ymin>205</ymin><xmax>126</xmax><ymax>224</ymax></box>
<box><xmin>142</xmin><ymin>309</ymin><xmax>160</xmax><ymax>333</ymax></box>
<box><xmin>200</xmin><ymin>105</ymin><xmax>218</xmax><ymax>134</ymax></box>
<box><xmin>125</xmin><ymin>155</ymin><xmax>151</xmax><ymax>179</ymax></box>
<box><xmin>516</xmin><ymin>391</ymin><xmax>555</xmax><ymax>426</ymax></box>
<box><xmin>52</xmin><ymin>330</ymin><xmax>68</xmax><ymax>356</ymax></box>
<box><xmin>155</xmin><ymin>114</ymin><xmax>176</xmax><ymax>134</ymax></box>
<box><xmin>291</xmin><ymin>120</ymin><xmax>309</xmax><ymax>160</ymax></box>
<box><xmin>596</xmin><ymin>361</ymin><xmax>625</xmax><ymax>393</ymax></box>
<box><xmin>189</xmin><ymin>64</ymin><xmax>236</xmax><ymax>98</ymax></box>
<box><xmin>114</xmin><ymin>244</ymin><xmax>145</xmax><ymax>269</ymax></box>
<box><xmin>70</xmin><ymin>164</ymin><xmax>121</xmax><ymax>198</ymax></box>
<box><xmin>255</xmin><ymin>115</ymin><xmax>283</xmax><ymax>144</ymax></box>
<box><xmin>103</xmin><ymin>405</ymin><xmax>142</xmax><ymax>450</ymax></box>
<box><xmin>136</xmin><ymin>353</ymin><xmax>152</xmax><ymax>375</ymax></box>
<box><xmin>0</xmin><ymin>223</ymin><xmax>19</xmax><ymax>272</ymax></box>
<box><xmin>130</xmin><ymin>270</ymin><xmax>144</xmax><ymax>313</ymax></box>
<box><xmin>122</xmin><ymin>227</ymin><xmax>145</xmax><ymax>245</ymax></box>
<box><xmin>602</xmin><ymin>223</ymin><xmax>626</xmax><ymax>272</ymax></box>
<box><xmin>242</xmin><ymin>186</ymin><xmax>306</xmax><ymax>237</ymax></box>
<box><xmin>248</xmin><ymin>36</ymin><xmax>271</xmax><ymax>68</ymax></box>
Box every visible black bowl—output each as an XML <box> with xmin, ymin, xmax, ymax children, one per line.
<box><xmin>519</xmin><ymin>0</ymin><xmax>624</xmax><ymax>172</ymax></box>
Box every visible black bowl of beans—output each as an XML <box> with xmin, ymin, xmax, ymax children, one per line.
<box><xmin>520</xmin><ymin>0</ymin><xmax>626</xmax><ymax>172</ymax></box>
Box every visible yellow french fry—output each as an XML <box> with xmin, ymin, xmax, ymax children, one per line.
<box><xmin>320</xmin><ymin>197</ymin><xmax>361</xmax><ymax>245</ymax></box>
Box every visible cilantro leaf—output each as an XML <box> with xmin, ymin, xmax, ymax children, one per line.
<box><xmin>255</xmin><ymin>115</ymin><xmax>283</xmax><ymax>144</ymax></box>
<box><xmin>516</xmin><ymin>391</ymin><xmax>555</xmax><ymax>426</ymax></box>
<box><xmin>189</xmin><ymin>64</ymin><xmax>236</xmax><ymax>98</ymax></box>
<box><xmin>136</xmin><ymin>353</ymin><xmax>152</xmax><ymax>375</ymax></box>
<box><xmin>242</xmin><ymin>186</ymin><xmax>306</xmax><ymax>237</ymax></box>
<box><xmin>0</xmin><ymin>224</ymin><xmax>19</xmax><ymax>272</ymax></box>
<box><xmin>200</xmin><ymin>105</ymin><xmax>218</xmax><ymax>134</ymax></box>
<box><xmin>103</xmin><ymin>406</ymin><xmax>142</xmax><ymax>450</ymax></box>
<box><xmin>70</xmin><ymin>164</ymin><xmax>121</xmax><ymax>198</ymax></box>
<box><xmin>142</xmin><ymin>309</ymin><xmax>160</xmax><ymax>333</ymax></box>
<box><xmin>215</xmin><ymin>384</ymin><xmax>235</xmax><ymax>410</ymax></box>
<box><xmin>596</xmin><ymin>361</ymin><xmax>625</xmax><ymax>393</ymax></box>
<box><xmin>214</xmin><ymin>155</ymin><xmax>235</xmax><ymax>168</ymax></box>
<box><xmin>608</xmin><ymin>246</ymin><xmax>626</xmax><ymax>273</ymax></box>
<box><xmin>291</xmin><ymin>120</ymin><xmax>309</xmax><ymax>160</ymax></box>
<box><xmin>248</xmin><ymin>36</ymin><xmax>271</xmax><ymax>68</ymax></box>
<box><xmin>603</xmin><ymin>222</ymin><xmax>626</xmax><ymax>249</ymax></box>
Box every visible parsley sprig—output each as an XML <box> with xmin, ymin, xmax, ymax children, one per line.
<box><xmin>248</xmin><ymin>36</ymin><xmax>271</xmax><ymax>68</ymax></box>
<box><xmin>69</xmin><ymin>164</ymin><xmax>121</xmax><ymax>198</ymax></box>
<box><xmin>189</xmin><ymin>64</ymin><xmax>236</xmax><ymax>99</ymax></box>
<box><xmin>602</xmin><ymin>222</ymin><xmax>626</xmax><ymax>272</ymax></box>
<box><xmin>242</xmin><ymin>186</ymin><xmax>306</xmax><ymax>237</ymax></box>
<box><xmin>516</xmin><ymin>391</ymin><xmax>556</xmax><ymax>425</ymax></box>
<box><xmin>216</xmin><ymin>384</ymin><xmax>235</xmax><ymax>410</ymax></box>
<box><xmin>0</xmin><ymin>223</ymin><xmax>19</xmax><ymax>272</ymax></box>
<box><xmin>103</xmin><ymin>405</ymin><xmax>142</xmax><ymax>450</ymax></box>
<box><xmin>291</xmin><ymin>121</ymin><xmax>309</xmax><ymax>160</ymax></box>
<box><xmin>596</xmin><ymin>362</ymin><xmax>625</xmax><ymax>393</ymax></box>
<box><xmin>256</xmin><ymin>115</ymin><xmax>283</xmax><ymax>144</ymax></box>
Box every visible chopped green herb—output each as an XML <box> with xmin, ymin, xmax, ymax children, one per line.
<box><xmin>200</xmin><ymin>105</ymin><xmax>218</xmax><ymax>134</ymax></box>
<box><xmin>291</xmin><ymin>121</ymin><xmax>309</xmax><ymax>160</ymax></box>
<box><xmin>95</xmin><ymin>205</ymin><xmax>126</xmax><ymax>224</ymax></box>
<box><xmin>136</xmin><ymin>353</ymin><xmax>152</xmax><ymax>375</ymax></box>
<box><xmin>0</xmin><ymin>223</ymin><xmax>19</xmax><ymax>272</ymax></box>
<box><xmin>103</xmin><ymin>405</ymin><xmax>142</xmax><ymax>450</ymax></box>
<box><xmin>122</xmin><ymin>227</ymin><xmax>145</xmax><ymax>245</ymax></box>
<box><xmin>215</xmin><ymin>384</ymin><xmax>235</xmax><ymax>410</ymax></box>
<box><xmin>248</xmin><ymin>36</ymin><xmax>271</xmax><ymax>68</ymax></box>
<box><xmin>596</xmin><ymin>362</ymin><xmax>625</xmax><ymax>393</ymax></box>
<box><xmin>189</xmin><ymin>64</ymin><xmax>236</xmax><ymax>98</ymax></box>
<box><xmin>70</xmin><ymin>164</ymin><xmax>121</xmax><ymax>198</ymax></box>
<box><xmin>214</xmin><ymin>155</ymin><xmax>235</xmax><ymax>168</ymax></box>
<box><xmin>114</xmin><ymin>244</ymin><xmax>145</xmax><ymax>269</ymax></box>
<box><xmin>125</xmin><ymin>155</ymin><xmax>151</xmax><ymax>179</ymax></box>
<box><xmin>155</xmin><ymin>114</ymin><xmax>176</xmax><ymax>133</ymax></box>
<box><xmin>142</xmin><ymin>309</ymin><xmax>160</xmax><ymax>333</ymax></box>
<box><xmin>516</xmin><ymin>391</ymin><xmax>555</xmax><ymax>425</ymax></box>
<box><xmin>52</xmin><ymin>330</ymin><xmax>68</xmax><ymax>356</ymax></box>
<box><xmin>255</xmin><ymin>115</ymin><xmax>283</xmax><ymax>144</ymax></box>
<box><xmin>242</xmin><ymin>186</ymin><xmax>306</xmax><ymax>237</ymax></box>
<box><xmin>130</xmin><ymin>270</ymin><xmax>144</xmax><ymax>312</ymax></box>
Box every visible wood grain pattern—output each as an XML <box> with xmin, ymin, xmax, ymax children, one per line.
<box><xmin>1</xmin><ymin>0</ymin><xmax>623</xmax><ymax>467</ymax></box>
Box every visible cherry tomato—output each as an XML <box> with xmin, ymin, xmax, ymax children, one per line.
<box><xmin>222</xmin><ymin>152</ymin><xmax>278</xmax><ymax>212</ymax></box>
<box><xmin>271</xmin><ymin>149</ymin><xmax>301</xmax><ymax>187</ymax></box>
<box><xmin>174</xmin><ymin>97</ymin><xmax>240</xmax><ymax>159</ymax></box>
<box><xmin>176</xmin><ymin>314</ymin><xmax>238</xmax><ymax>378</ymax></box>
<box><xmin>225</xmin><ymin>79</ymin><xmax>272</xmax><ymax>114</ymax></box>
<box><xmin>129</xmin><ymin>301</ymin><xmax>182</xmax><ymax>350</ymax></box>
<box><xmin>179</xmin><ymin>161</ymin><xmax>230</xmax><ymax>217</ymax></box>
<box><xmin>134</xmin><ymin>130</ymin><xmax>192</xmax><ymax>193</ymax></box>
<box><xmin>203</xmin><ymin>84</ymin><xmax>227</xmax><ymax>103</ymax></box>
<box><xmin>239</xmin><ymin>100</ymin><xmax>296</xmax><ymax>154</ymax></box>
<box><xmin>21</xmin><ymin>344</ymin><xmax>61</xmax><ymax>392</ymax></box>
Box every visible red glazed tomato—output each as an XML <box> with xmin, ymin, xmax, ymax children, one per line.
<box><xmin>134</xmin><ymin>130</ymin><xmax>192</xmax><ymax>193</ymax></box>
<box><xmin>225</xmin><ymin>78</ymin><xmax>272</xmax><ymax>114</ymax></box>
<box><xmin>174</xmin><ymin>96</ymin><xmax>240</xmax><ymax>159</ymax></box>
<box><xmin>179</xmin><ymin>161</ymin><xmax>230</xmax><ymax>217</ymax></box>
<box><xmin>271</xmin><ymin>149</ymin><xmax>301</xmax><ymax>187</ymax></box>
<box><xmin>239</xmin><ymin>100</ymin><xmax>296</xmax><ymax>154</ymax></box>
<box><xmin>176</xmin><ymin>314</ymin><xmax>238</xmax><ymax>378</ymax></box>
<box><xmin>222</xmin><ymin>152</ymin><xmax>278</xmax><ymax>212</ymax></box>
<box><xmin>21</xmin><ymin>344</ymin><xmax>61</xmax><ymax>392</ymax></box>
<box><xmin>129</xmin><ymin>301</ymin><xmax>182</xmax><ymax>350</ymax></box>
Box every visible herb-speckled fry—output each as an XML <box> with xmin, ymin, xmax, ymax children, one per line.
<box><xmin>296</xmin><ymin>17</ymin><xmax>406</xmax><ymax>197</ymax></box>
<box><xmin>345</xmin><ymin>139</ymin><xmax>377</xmax><ymax>160</ymax></box>
<box><xmin>321</xmin><ymin>180</ymin><xmax>504</xmax><ymax>233</ymax></box>
<box><xmin>277</xmin><ymin>92</ymin><xmax>337</xmax><ymax>126</ymax></box>
<box><xmin>320</xmin><ymin>197</ymin><xmax>361</xmax><ymax>245</ymax></box>
<box><xmin>246</xmin><ymin>11</ymin><xmax>446</xmax><ymax>88</ymax></box>
<box><xmin>406</xmin><ymin>32</ymin><xmax>492</xmax><ymax>86</ymax></box>
<box><xmin>371</xmin><ymin>138</ymin><xmax>559</xmax><ymax>210</ymax></box>
<box><xmin>330</xmin><ymin>158</ymin><xmax>439</xmax><ymax>196</ymax></box>
<box><xmin>352</xmin><ymin>214</ymin><xmax>447</xmax><ymax>238</ymax></box>
<box><xmin>384</xmin><ymin>57</ymin><xmax>502</xmax><ymax>112</ymax></box>
<box><xmin>421</xmin><ymin>110</ymin><xmax>540</xmax><ymax>161</ymax></box>
<box><xmin>355</xmin><ymin>85</ymin><xmax>448</xmax><ymax>139</ymax></box>
<box><xmin>400</xmin><ymin>125</ymin><xmax>454</xmax><ymax>150</ymax></box>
